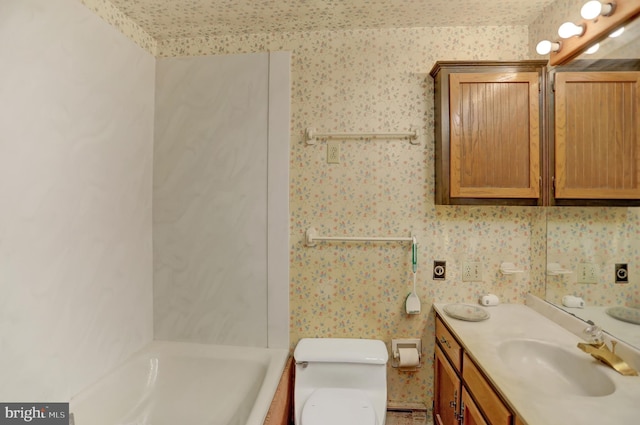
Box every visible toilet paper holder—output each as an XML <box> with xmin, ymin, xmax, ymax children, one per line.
<box><xmin>391</xmin><ymin>338</ymin><xmax>422</xmax><ymax>369</ymax></box>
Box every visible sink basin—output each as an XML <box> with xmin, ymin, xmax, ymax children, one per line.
<box><xmin>498</xmin><ymin>339</ymin><xmax>615</xmax><ymax>397</ymax></box>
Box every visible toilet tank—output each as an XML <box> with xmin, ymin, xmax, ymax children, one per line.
<box><xmin>294</xmin><ymin>338</ymin><xmax>388</xmax><ymax>411</ymax></box>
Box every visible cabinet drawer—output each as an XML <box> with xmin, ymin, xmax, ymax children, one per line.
<box><xmin>436</xmin><ymin>317</ymin><xmax>462</xmax><ymax>372</ymax></box>
<box><xmin>463</xmin><ymin>353</ymin><xmax>512</xmax><ymax>425</ymax></box>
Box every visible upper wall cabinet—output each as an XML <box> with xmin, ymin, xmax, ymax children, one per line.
<box><xmin>550</xmin><ymin>61</ymin><xmax>640</xmax><ymax>206</ymax></box>
<box><xmin>430</xmin><ymin>61</ymin><xmax>547</xmax><ymax>206</ymax></box>
<box><xmin>431</xmin><ymin>60</ymin><xmax>640</xmax><ymax>207</ymax></box>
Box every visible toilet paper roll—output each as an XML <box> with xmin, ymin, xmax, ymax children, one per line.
<box><xmin>398</xmin><ymin>347</ymin><xmax>420</xmax><ymax>368</ymax></box>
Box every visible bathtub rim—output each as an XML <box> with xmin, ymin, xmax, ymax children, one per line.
<box><xmin>69</xmin><ymin>340</ymin><xmax>290</xmax><ymax>425</ymax></box>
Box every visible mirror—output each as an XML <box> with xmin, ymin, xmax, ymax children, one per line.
<box><xmin>545</xmin><ymin>16</ymin><xmax>640</xmax><ymax>348</ymax></box>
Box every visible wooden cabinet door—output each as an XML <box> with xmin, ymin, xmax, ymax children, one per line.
<box><xmin>554</xmin><ymin>71</ymin><xmax>640</xmax><ymax>199</ymax></box>
<box><xmin>460</xmin><ymin>387</ymin><xmax>488</xmax><ymax>425</ymax></box>
<box><xmin>449</xmin><ymin>72</ymin><xmax>541</xmax><ymax>199</ymax></box>
<box><xmin>434</xmin><ymin>345</ymin><xmax>461</xmax><ymax>425</ymax></box>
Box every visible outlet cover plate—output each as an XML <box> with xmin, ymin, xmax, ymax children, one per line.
<box><xmin>327</xmin><ymin>140</ymin><xmax>340</xmax><ymax>164</ymax></box>
<box><xmin>462</xmin><ymin>261</ymin><xmax>482</xmax><ymax>282</ymax></box>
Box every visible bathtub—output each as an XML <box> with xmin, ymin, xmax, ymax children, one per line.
<box><xmin>69</xmin><ymin>341</ymin><xmax>289</xmax><ymax>425</ymax></box>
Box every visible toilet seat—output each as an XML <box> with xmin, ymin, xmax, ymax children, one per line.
<box><xmin>301</xmin><ymin>388</ymin><xmax>377</xmax><ymax>425</ymax></box>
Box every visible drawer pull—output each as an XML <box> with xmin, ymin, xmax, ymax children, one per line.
<box><xmin>439</xmin><ymin>335</ymin><xmax>451</xmax><ymax>349</ymax></box>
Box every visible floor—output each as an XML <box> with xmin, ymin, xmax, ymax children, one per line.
<box><xmin>385</xmin><ymin>410</ymin><xmax>429</xmax><ymax>425</ymax></box>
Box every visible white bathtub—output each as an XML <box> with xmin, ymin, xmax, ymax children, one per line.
<box><xmin>70</xmin><ymin>341</ymin><xmax>289</xmax><ymax>425</ymax></box>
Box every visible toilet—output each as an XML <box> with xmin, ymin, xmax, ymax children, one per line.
<box><xmin>293</xmin><ymin>338</ymin><xmax>388</xmax><ymax>425</ymax></box>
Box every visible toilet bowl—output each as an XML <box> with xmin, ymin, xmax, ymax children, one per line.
<box><xmin>293</xmin><ymin>338</ymin><xmax>388</xmax><ymax>425</ymax></box>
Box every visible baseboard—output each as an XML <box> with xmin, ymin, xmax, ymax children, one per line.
<box><xmin>387</xmin><ymin>401</ymin><xmax>428</xmax><ymax>412</ymax></box>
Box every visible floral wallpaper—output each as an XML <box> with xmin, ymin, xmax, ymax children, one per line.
<box><xmin>103</xmin><ymin>0</ymin><xmax>555</xmax><ymax>40</ymax></box>
<box><xmin>152</xmin><ymin>25</ymin><xmax>542</xmax><ymax>406</ymax></box>
<box><xmin>77</xmin><ymin>0</ymin><xmax>639</xmax><ymax>409</ymax></box>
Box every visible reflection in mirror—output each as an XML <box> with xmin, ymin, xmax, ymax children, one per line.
<box><xmin>545</xmin><ymin>15</ymin><xmax>640</xmax><ymax>349</ymax></box>
<box><xmin>546</xmin><ymin>207</ymin><xmax>640</xmax><ymax>348</ymax></box>
<box><xmin>582</xmin><ymin>13</ymin><xmax>640</xmax><ymax>61</ymax></box>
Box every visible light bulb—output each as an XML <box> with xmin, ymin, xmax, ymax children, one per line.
<box><xmin>581</xmin><ymin>1</ymin><xmax>603</xmax><ymax>19</ymax></box>
<box><xmin>536</xmin><ymin>40</ymin><xmax>561</xmax><ymax>55</ymax></box>
<box><xmin>609</xmin><ymin>27</ymin><xmax>624</xmax><ymax>38</ymax></box>
<box><xmin>581</xmin><ymin>1</ymin><xmax>614</xmax><ymax>20</ymax></box>
<box><xmin>558</xmin><ymin>22</ymin><xmax>585</xmax><ymax>38</ymax></box>
<box><xmin>585</xmin><ymin>43</ymin><xmax>600</xmax><ymax>54</ymax></box>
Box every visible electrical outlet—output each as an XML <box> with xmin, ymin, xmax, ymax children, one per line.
<box><xmin>433</xmin><ymin>261</ymin><xmax>446</xmax><ymax>280</ymax></box>
<box><xmin>327</xmin><ymin>141</ymin><xmax>340</xmax><ymax>164</ymax></box>
<box><xmin>462</xmin><ymin>261</ymin><xmax>482</xmax><ymax>282</ymax></box>
<box><xmin>615</xmin><ymin>263</ymin><xmax>629</xmax><ymax>284</ymax></box>
<box><xmin>577</xmin><ymin>263</ymin><xmax>598</xmax><ymax>284</ymax></box>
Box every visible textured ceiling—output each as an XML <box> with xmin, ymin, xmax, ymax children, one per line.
<box><xmin>107</xmin><ymin>0</ymin><xmax>557</xmax><ymax>40</ymax></box>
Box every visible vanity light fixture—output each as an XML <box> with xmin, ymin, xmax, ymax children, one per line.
<box><xmin>558</xmin><ymin>21</ymin><xmax>586</xmax><ymax>38</ymax></box>
<box><xmin>536</xmin><ymin>40</ymin><xmax>562</xmax><ymax>55</ymax></box>
<box><xmin>581</xmin><ymin>1</ymin><xmax>616</xmax><ymax>20</ymax></box>
<box><xmin>538</xmin><ymin>0</ymin><xmax>640</xmax><ymax>66</ymax></box>
<box><xmin>609</xmin><ymin>26</ymin><xmax>625</xmax><ymax>37</ymax></box>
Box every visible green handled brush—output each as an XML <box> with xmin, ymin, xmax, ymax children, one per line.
<box><xmin>405</xmin><ymin>237</ymin><xmax>420</xmax><ymax>314</ymax></box>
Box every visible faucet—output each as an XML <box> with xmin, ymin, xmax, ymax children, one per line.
<box><xmin>577</xmin><ymin>324</ymin><xmax>638</xmax><ymax>376</ymax></box>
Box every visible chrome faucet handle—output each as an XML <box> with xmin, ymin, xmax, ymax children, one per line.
<box><xmin>583</xmin><ymin>324</ymin><xmax>604</xmax><ymax>344</ymax></box>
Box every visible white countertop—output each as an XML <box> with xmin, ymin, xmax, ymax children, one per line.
<box><xmin>433</xmin><ymin>303</ymin><xmax>640</xmax><ymax>425</ymax></box>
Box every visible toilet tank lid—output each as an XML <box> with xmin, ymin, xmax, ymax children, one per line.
<box><xmin>294</xmin><ymin>338</ymin><xmax>388</xmax><ymax>364</ymax></box>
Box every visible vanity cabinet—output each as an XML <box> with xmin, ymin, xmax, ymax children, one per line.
<box><xmin>430</xmin><ymin>61</ymin><xmax>547</xmax><ymax>206</ymax></box>
<box><xmin>434</xmin><ymin>315</ymin><xmax>516</xmax><ymax>425</ymax></box>
<box><xmin>550</xmin><ymin>63</ymin><xmax>640</xmax><ymax>205</ymax></box>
